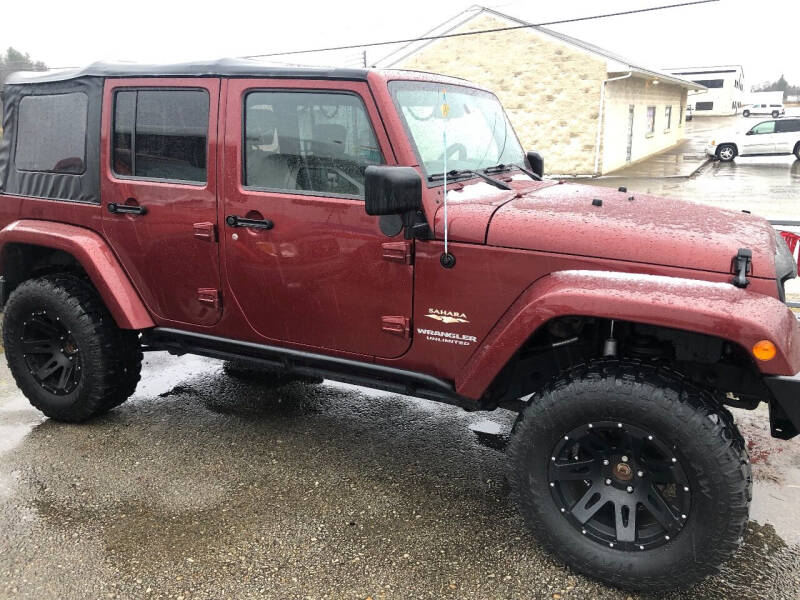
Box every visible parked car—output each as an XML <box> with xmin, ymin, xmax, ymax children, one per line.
<box><xmin>685</xmin><ymin>105</ymin><xmax>693</xmax><ymax>121</ymax></box>
<box><xmin>2</xmin><ymin>60</ymin><xmax>799</xmax><ymax>594</ymax></box>
<box><xmin>707</xmin><ymin>117</ymin><xmax>800</xmax><ymax>160</ymax></box>
<box><xmin>742</xmin><ymin>103</ymin><xmax>785</xmax><ymax>118</ymax></box>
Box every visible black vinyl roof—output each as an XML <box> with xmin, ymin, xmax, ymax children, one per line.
<box><xmin>5</xmin><ymin>58</ymin><xmax>371</xmax><ymax>85</ymax></box>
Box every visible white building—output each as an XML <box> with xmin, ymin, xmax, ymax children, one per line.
<box><xmin>375</xmin><ymin>6</ymin><xmax>703</xmax><ymax>175</ymax></box>
<box><xmin>746</xmin><ymin>91</ymin><xmax>785</xmax><ymax>105</ymax></box>
<box><xmin>665</xmin><ymin>65</ymin><xmax>744</xmax><ymax>116</ymax></box>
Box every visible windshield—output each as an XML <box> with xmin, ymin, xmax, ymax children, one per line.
<box><xmin>389</xmin><ymin>80</ymin><xmax>525</xmax><ymax>179</ymax></box>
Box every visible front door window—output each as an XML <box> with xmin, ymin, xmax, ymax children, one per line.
<box><xmin>244</xmin><ymin>91</ymin><xmax>383</xmax><ymax>197</ymax></box>
<box><xmin>750</xmin><ymin>121</ymin><xmax>776</xmax><ymax>135</ymax></box>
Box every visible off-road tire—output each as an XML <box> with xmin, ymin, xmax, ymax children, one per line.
<box><xmin>222</xmin><ymin>360</ymin><xmax>323</xmax><ymax>386</ymax></box>
<box><xmin>507</xmin><ymin>360</ymin><xmax>751</xmax><ymax>592</ymax></box>
<box><xmin>2</xmin><ymin>273</ymin><xmax>142</xmax><ymax>422</ymax></box>
<box><xmin>742</xmin><ymin>109</ymin><xmax>750</xmax><ymax>117</ymax></box>
<box><xmin>717</xmin><ymin>143</ymin><xmax>737</xmax><ymax>162</ymax></box>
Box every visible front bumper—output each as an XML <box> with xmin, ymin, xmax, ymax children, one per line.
<box><xmin>765</xmin><ymin>376</ymin><xmax>800</xmax><ymax>439</ymax></box>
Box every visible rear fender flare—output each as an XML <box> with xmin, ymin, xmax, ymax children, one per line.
<box><xmin>456</xmin><ymin>270</ymin><xmax>800</xmax><ymax>400</ymax></box>
<box><xmin>0</xmin><ymin>220</ymin><xmax>154</xmax><ymax>330</ymax></box>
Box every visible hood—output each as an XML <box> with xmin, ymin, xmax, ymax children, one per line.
<box><xmin>435</xmin><ymin>181</ymin><xmax>778</xmax><ymax>278</ymax></box>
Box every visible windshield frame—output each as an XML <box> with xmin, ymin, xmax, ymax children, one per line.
<box><xmin>387</xmin><ymin>79</ymin><xmax>526</xmax><ymax>188</ymax></box>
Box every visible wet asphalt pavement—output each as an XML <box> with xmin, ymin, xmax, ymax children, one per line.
<box><xmin>4</xmin><ymin>113</ymin><xmax>800</xmax><ymax>599</ymax></box>
<box><xmin>1</xmin><ymin>352</ymin><xmax>800</xmax><ymax>600</ymax></box>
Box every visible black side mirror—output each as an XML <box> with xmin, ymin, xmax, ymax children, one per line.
<box><xmin>746</xmin><ymin>130</ymin><xmax>754</xmax><ymax>135</ymax></box>
<box><xmin>364</xmin><ymin>166</ymin><xmax>422</xmax><ymax>216</ymax></box>
<box><xmin>526</xmin><ymin>151</ymin><xmax>544</xmax><ymax>178</ymax></box>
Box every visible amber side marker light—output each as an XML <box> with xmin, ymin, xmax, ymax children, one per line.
<box><xmin>752</xmin><ymin>340</ymin><xmax>777</xmax><ymax>361</ymax></box>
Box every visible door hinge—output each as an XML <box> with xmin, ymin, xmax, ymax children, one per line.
<box><xmin>382</xmin><ymin>240</ymin><xmax>413</xmax><ymax>264</ymax></box>
<box><xmin>197</xmin><ymin>288</ymin><xmax>221</xmax><ymax>309</ymax></box>
<box><xmin>193</xmin><ymin>222</ymin><xmax>217</xmax><ymax>242</ymax></box>
<box><xmin>381</xmin><ymin>315</ymin><xmax>411</xmax><ymax>338</ymax></box>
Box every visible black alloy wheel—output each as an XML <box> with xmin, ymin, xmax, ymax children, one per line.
<box><xmin>508</xmin><ymin>360</ymin><xmax>751</xmax><ymax>592</ymax></box>
<box><xmin>548</xmin><ymin>421</ymin><xmax>690</xmax><ymax>552</ymax></box>
<box><xmin>2</xmin><ymin>273</ymin><xmax>142</xmax><ymax>422</ymax></box>
<box><xmin>20</xmin><ymin>309</ymin><xmax>83</xmax><ymax>395</ymax></box>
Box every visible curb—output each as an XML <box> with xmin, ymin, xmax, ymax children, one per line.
<box><xmin>590</xmin><ymin>157</ymin><xmax>712</xmax><ymax>180</ymax></box>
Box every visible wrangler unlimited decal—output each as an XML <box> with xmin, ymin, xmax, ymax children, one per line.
<box><xmin>417</xmin><ymin>328</ymin><xmax>477</xmax><ymax>346</ymax></box>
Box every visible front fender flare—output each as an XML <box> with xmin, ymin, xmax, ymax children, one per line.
<box><xmin>0</xmin><ymin>220</ymin><xmax>155</xmax><ymax>330</ymax></box>
<box><xmin>456</xmin><ymin>270</ymin><xmax>800</xmax><ymax>400</ymax></box>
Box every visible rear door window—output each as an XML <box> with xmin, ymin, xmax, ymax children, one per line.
<box><xmin>15</xmin><ymin>92</ymin><xmax>88</xmax><ymax>173</ymax></box>
<box><xmin>243</xmin><ymin>91</ymin><xmax>383</xmax><ymax>198</ymax></box>
<box><xmin>776</xmin><ymin>120</ymin><xmax>800</xmax><ymax>133</ymax></box>
<box><xmin>112</xmin><ymin>89</ymin><xmax>209</xmax><ymax>183</ymax></box>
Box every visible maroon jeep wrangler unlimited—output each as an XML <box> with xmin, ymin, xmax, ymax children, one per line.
<box><xmin>1</xmin><ymin>60</ymin><xmax>798</xmax><ymax>591</ymax></box>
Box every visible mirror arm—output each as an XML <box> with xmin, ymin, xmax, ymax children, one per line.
<box><xmin>403</xmin><ymin>210</ymin><xmax>432</xmax><ymax>240</ymax></box>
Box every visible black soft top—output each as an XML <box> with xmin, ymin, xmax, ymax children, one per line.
<box><xmin>5</xmin><ymin>58</ymin><xmax>370</xmax><ymax>85</ymax></box>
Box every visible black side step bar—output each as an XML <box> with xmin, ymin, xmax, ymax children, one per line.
<box><xmin>142</xmin><ymin>328</ymin><xmax>480</xmax><ymax>410</ymax></box>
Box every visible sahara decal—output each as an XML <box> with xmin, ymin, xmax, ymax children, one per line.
<box><xmin>425</xmin><ymin>308</ymin><xmax>469</xmax><ymax>324</ymax></box>
<box><xmin>417</xmin><ymin>328</ymin><xmax>477</xmax><ymax>346</ymax></box>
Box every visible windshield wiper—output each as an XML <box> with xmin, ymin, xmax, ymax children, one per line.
<box><xmin>428</xmin><ymin>169</ymin><xmax>512</xmax><ymax>191</ymax></box>
<box><xmin>483</xmin><ymin>163</ymin><xmax>542</xmax><ymax>181</ymax></box>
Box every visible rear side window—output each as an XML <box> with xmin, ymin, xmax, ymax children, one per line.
<box><xmin>112</xmin><ymin>89</ymin><xmax>209</xmax><ymax>183</ymax></box>
<box><xmin>15</xmin><ymin>92</ymin><xmax>88</xmax><ymax>173</ymax></box>
<box><xmin>777</xmin><ymin>119</ymin><xmax>800</xmax><ymax>133</ymax></box>
<box><xmin>243</xmin><ymin>91</ymin><xmax>383</xmax><ymax>197</ymax></box>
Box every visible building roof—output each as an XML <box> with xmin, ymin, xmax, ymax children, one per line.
<box><xmin>376</xmin><ymin>5</ymin><xmax>704</xmax><ymax>91</ymax></box>
<box><xmin>5</xmin><ymin>58</ymin><xmax>370</xmax><ymax>85</ymax></box>
<box><xmin>665</xmin><ymin>65</ymin><xmax>744</xmax><ymax>77</ymax></box>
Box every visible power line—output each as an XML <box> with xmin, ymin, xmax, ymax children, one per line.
<box><xmin>242</xmin><ymin>0</ymin><xmax>718</xmax><ymax>59</ymax></box>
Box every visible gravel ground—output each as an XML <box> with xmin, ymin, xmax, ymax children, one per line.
<box><xmin>1</xmin><ymin>353</ymin><xmax>799</xmax><ymax>600</ymax></box>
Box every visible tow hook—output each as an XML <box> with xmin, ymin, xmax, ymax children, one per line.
<box><xmin>731</xmin><ymin>248</ymin><xmax>752</xmax><ymax>288</ymax></box>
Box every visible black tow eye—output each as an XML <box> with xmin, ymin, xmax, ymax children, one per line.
<box><xmin>731</xmin><ymin>248</ymin><xmax>752</xmax><ymax>288</ymax></box>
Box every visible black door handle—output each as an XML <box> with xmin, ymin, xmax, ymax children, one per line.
<box><xmin>108</xmin><ymin>203</ymin><xmax>147</xmax><ymax>216</ymax></box>
<box><xmin>226</xmin><ymin>215</ymin><xmax>274</xmax><ymax>230</ymax></box>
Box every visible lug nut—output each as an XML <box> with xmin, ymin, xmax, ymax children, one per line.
<box><xmin>626</xmin><ymin>486</ymin><xmax>634</xmax><ymax>493</ymax></box>
<box><xmin>637</xmin><ymin>470</ymin><xmax>644</xmax><ymax>477</ymax></box>
<box><xmin>603</xmin><ymin>459</ymin><xmax>610</xmax><ymax>466</ymax></box>
<box><xmin>605</xmin><ymin>478</ymin><xmax>612</xmax><ymax>485</ymax></box>
<box><xmin>621</xmin><ymin>455</ymin><xmax>628</xmax><ymax>462</ymax></box>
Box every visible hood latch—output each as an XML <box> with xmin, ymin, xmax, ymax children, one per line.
<box><xmin>731</xmin><ymin>248</ymin><xmax>752</xmax><ymax>288</ymax></box>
